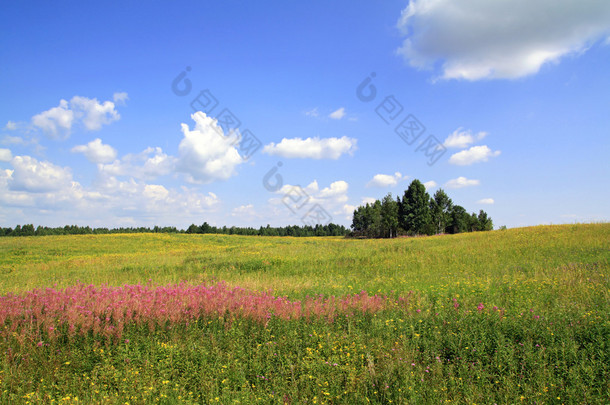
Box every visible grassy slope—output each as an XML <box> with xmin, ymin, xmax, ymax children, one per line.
<box><xmin>0</xmin><ymin>223</ymin><xmax>607</xmax><ymax>308</ymax></box>
<box><xmin>0</xmin><ymin>223</ymin><xmax>608</xmax><ymax>404</ymax></box>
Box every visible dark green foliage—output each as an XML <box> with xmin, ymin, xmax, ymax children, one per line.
<box><xmin>0</xmin><ymin>223</ymin><xmax>349</xmax><ymax>238</ymax></box>
<box><xmin>399</xmin><ymin>180</ymin><xmax>432</xmax><ymax>235</ymax></box>
<box><xmin>430</xmin><ymin>189</ymin><xmax>453</xmax><ymax>234</ymax></box>
<box><xmin>352</xmin><ymin>179</ymin><xmax>494</xmax><ymax>238</ymax></box>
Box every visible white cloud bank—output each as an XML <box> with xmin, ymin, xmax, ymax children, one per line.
<box><xmin>99</xmin><ymin>147</ymin><xmax>175</xmax><ymax>180</ymax></box>
<box><xmin>7</xmin><ymin>155</ymin><xmax>73</xmax><ymax>193</ymax></box>
<box><xmin>263</xmin><ymin>136</ymin><xmax>357</xmax><ymax>159</ymax></box>
<box><xmin>31</xmin><ymin>93</ymin><xmax>126</xmax><ymax>138</ymax></box>
<box><xmin>396</xmin><ymin>0</ymin><xmax>610</xmax><ymax>80</ymax></box>
<box><xmin>0</xmin><ymin>154</ymin><xmax>221</xmax><ymax>227</ymax></box>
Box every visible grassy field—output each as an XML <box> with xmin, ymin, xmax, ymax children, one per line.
<box><xmin>0</xmin><ymin>223</ymin><xmax>608</xmax><ymax>404</ymax></box>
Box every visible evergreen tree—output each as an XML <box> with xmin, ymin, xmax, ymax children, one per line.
<box><xmin>399</xmin><ymin>180</ymin><xmax>432</xmax><ymax>235</ymax></box>
<box><xmin>477</xmin><ymin>210</ymin><xmax>493</xmax><ymax>231</ymax></box>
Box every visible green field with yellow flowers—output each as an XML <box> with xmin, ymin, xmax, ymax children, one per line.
<box><xmin>0</xmin><ymin>223</ymin><xmax>608</xmax><ymax>404</ymax></box>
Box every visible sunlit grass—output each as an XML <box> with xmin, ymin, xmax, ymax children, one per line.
<box><xmin>0</xmin><ymin>223</ymin><xmax>608</xmax><ymax>403</ymax></box>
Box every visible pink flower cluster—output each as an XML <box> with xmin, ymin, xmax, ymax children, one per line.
<box><xmin>0</xmin><ymin>282</ymin><xmax>408</xmax><ymax>345</ymax></box>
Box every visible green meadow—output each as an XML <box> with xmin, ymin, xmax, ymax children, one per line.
<box><xmin>0</xmin><ymin>223</ymin><xmax>608</xmax><ymax>404</ymax></box>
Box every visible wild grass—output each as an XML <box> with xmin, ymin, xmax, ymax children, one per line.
<box><xmin>0</xmin><ymin>223</ymin><xmax>608</xmax><ymax>403</ymax></box>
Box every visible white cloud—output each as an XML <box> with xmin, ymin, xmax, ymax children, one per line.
<box><xmin>319</xmin><ymin>181</ymin><xmax>349</xmax><ymax>203</ymax></box>
<box><xmin>477</xmin><ymin>198</ymin><xmax>495</xmax><ymax>204</ymax></box>
<box><xmin>142</xmin><ymin>184</ymin><xmax>169</xmax><ymax>200</ymax></box>
<box><xmin>0</xmin><ymin>153</ymin><xmax>222</xmax><ymax>226</ymax></box>
<box><xmin>31</xmin><ymin>99</ymin><xmax>74</xmax><ymax>137</ymax></box>
<box><xmin>396</xmin><ymin>0</ymin><xmax>610</xmax><ymax>80</ymax></box>
<box><xmin>366</xmin><ymin>172</ymin><xmax>406</xmax><ymax>188</ymax></box>
<box><xmin>70</xmin><ymin>96</ymin><xmax>120</xmax><ymax>131</ymax></box>
<box><xmin>113</xmin><ymin>92</ymin><xmax>129</xmax><ymax>105</ymax></box>
<box><xmin>443</xmin><ymin>128</ymin><xmax>487</xmax><ymax>149</ymax></box>
<box><xmin>449</xmin><ymin>145</ymin><xmax>500</xmax><ymax>165</ymax></box>
<box><xmin>71</xmin><ymin>138</ymin><xmax>117</xmax><ymax>164</ymax></box>
<box><xmin>232</xmin><ymin>204</ymin><xmax>260</xmax><ymax>220</ymax></box>
<box><xmin>31</xmin><ymin>94</ymin><xmax>124</xmax><ymax>138</ymax></box>
<box><xmin>4</xmin><ymin>121</ymin><xmax>17</xmax><ymax>131</ymax></box>
<box><xmin>263</xmin><ymin>136</ymin><xmax>357</xmax><ymax>159</ymax></box>
<box><xmin>423</xmin><ymin>180</ymin><xmax>437</xmax><ymax>190</ymax></box>
<box><xmin>8</xmin><ymin>155</ymin><xmax>73</xmax><ymax>192</ymax></box>
<box><xmin>99</xmin><ymin>146</ymin><xmax>174</xmax><ymax>180</ymax></box>
<box><xmin>176</xmin><ymin>112</ymin><xmax>243</xmax><ymax>184</ymax></box>
<box><xmin>329</xmin><ymin>107</ymin><xmax>346</xmax><ymax>120</ymax></box>
<box><xmin>445</xmin><ymin>176</ymin><xmax>480</xmax><ymax>189</ymax></box>
<box><xmin>0</xmin><ymin>148</ymin><xmax>12</xmax><ymax>162</ymax></box>
<box><xmin>342</xmin><ymin>204</ymin><xmax>357</xmax><ymax>216</ymax></box>
<box><xmin>1</xmin><ymin>135</ymin><xmax>28</xmax><ymax>146</ymax></box>
<box><xmin>270</xmin><ymin>179</ymin><xmax>350</xmax><ymax>214</ymax></box>
<box><xmin>362</xmin><ymin>197</ymin><xmax>377</xmax><ymax>205</ymax></box>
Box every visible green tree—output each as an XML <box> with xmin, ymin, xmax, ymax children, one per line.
<box><xmin>430</xmin><ymin>189</ymin><xmax>453</xmax><ymax>234</ymax></box>
<box><xmin>399</xmin><ymin>180</ymin><xmax>432</xmax><ymax>235</ymax></box>
<box><xmin>477</xmin><ymin>210</ymin><xmax>493</xmax><ymax>231</ymax></box>
<box><xmin>380</xmin><ymin>193</ymin><xmax>399</xmax><ymax>238</ymax></box>
<box><xmin>447</xmin><ymin>205</ymin><xmax>468</xmax><ymax>234</ymax></box>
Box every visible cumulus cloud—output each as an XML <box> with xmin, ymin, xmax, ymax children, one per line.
<box><xmin>396</xmin><ymin>0</ymin><xmax>610</xmax><ymax>80</ymax></box>
<box><xmin>31</xmin><ymin>95</ymin><xmax>124</xmax><ymax>138</ymax></box>
<box><xmin>366</xmin><ymin>172</ymin><xmax>406</xmax><ymax>188</ymax></box>
<box><xmin>444</xmin><ymin>128</ymin><xmax>487</xmax><ymax>148</ymax></box>
<box><xmin>0</xmin><ymin>153</ymin><xmax>222</xmax><ymax>226</ymax></box>
<box><xmin>8</xmin><ymin>155</ymin><xmax>73</xmax><ymax>193</ymax></box>
<box><xmin>329</xmin><ymin>107</ymin><xmax>346</xmax><ymax>120</ymax></box>
<box><xmin>0</xmin><ymin>148</ymin><xmax>12</xmax><ymax>162</ymax></box>
<box><xmin>423</xmin><ymin>180</ymin><xmax>437</xmax><ymax>190</ymax></box>
<box><xmin>319</xmin><ymin>181</ymin><xmax>349</xmax><ymax>203</ymax></box>
<box><xmin>31</xmin><ymin>99</ymin><xmax>74</xmax><ymax>137</ymax></box>
<box><xmin>477</xmin><ymin>198</ymin><xmax>495</xmax><ymax>204</ymax></box>
<box><xmin>263</xmin><ymin>136</ymin><xmax>357</xmax><ymax>159</ymax></box>
<box><xmin>71</xmin><ymin>138</ymin><xmax>117</xmax><ymax>164</ymax></box>
<box><xmin>176</xmin><ymin>112</ymin><xmax>244</xmax><ymax>184</ymax></box>
<box><xmin>449</xmin><ymin>145</ymin><xmax>501</xmax><ymax>165</ymax></box>
<box><xmin>99</xmin><ymin>146</ymin><xmax>174</xmax><ymax>180</ymax></box>
<box><xmin>445</xmin><ymin>176</ymin><xmax>480</xmax><ymax>189</ymax></box>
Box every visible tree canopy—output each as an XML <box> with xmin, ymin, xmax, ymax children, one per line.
<box><xmin>351</xmin><ymin>179</ymin><xmax>493</xmax><ymax>238</ymax></box>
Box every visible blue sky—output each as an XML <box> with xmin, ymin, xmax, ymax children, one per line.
<box><xmin>1</xmin><ymin>0</ymin><xmax>609</xmax><ymax>229</ymax></box>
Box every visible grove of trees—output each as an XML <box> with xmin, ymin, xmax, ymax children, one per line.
<box><xmin>351</xmin><ymin>179</ymin><xmax>493</xmax><ymax>238</ymax></box>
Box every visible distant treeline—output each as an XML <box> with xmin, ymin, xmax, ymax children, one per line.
<box><xmin>0</xmin><ymin>223</ymin><xmax>349</xmax><ymax>238</ymax></box>
<box><xmin>351</xmin><ymin>179</ymin><xmax>493</xmax><ymax>238</ymax></box>
<box><xmin>186</xmin><ymin>222</ymin><xmax>349</xmax><ymax>237</ymax></box>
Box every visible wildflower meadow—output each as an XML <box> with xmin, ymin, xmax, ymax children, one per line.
<box><xmin>0</xmin><ymin>223</ymin><xmax>608</xmax><ymax>403</ymax></box>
